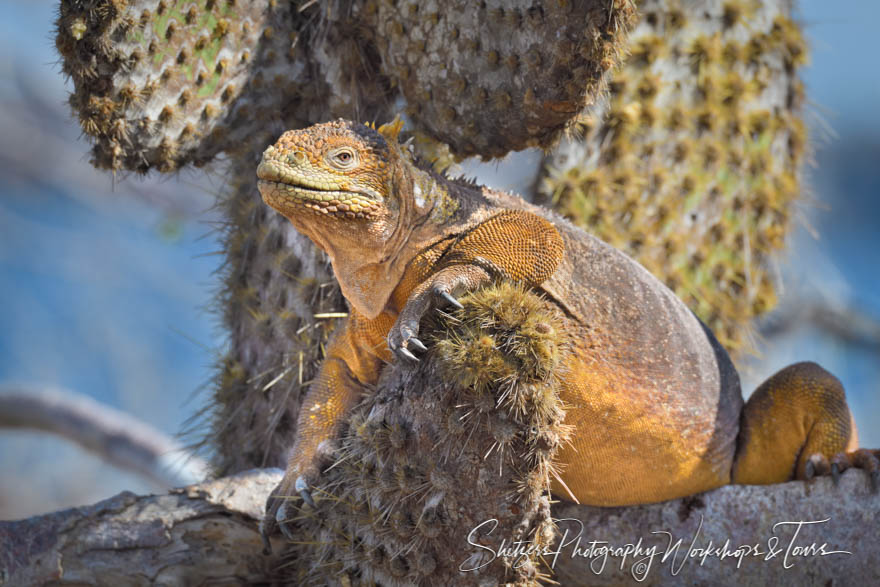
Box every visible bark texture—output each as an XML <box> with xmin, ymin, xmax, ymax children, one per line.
<box><xmin>0</xmin><ymin>469</ymin><xmax>282</xmax><ymax>586</ymax></box>
<box><xmin>2</xmin><ymin>462</ymin><xmax>877</xmax><ymax>585</ymax></box>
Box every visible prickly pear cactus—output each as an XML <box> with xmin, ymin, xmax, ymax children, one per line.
<box><xmin>368</xmin><ymin>0</ymin><xmax>637</xmax><ymax>157</ymax></box>
<box><xmin>283</xmin><ymin>282</ymin><xmax>571</xmax><ymax>585</ymax></box>
<box><xmin>56</xmin><ymin>0</ymin><xmax>303</xmax><ymax>171</ymax></box>
<box><xmin>55</xmin><ymin>0</ymin><xmax>635</xmax><ymax>173</ymax></box>
<box><xmin>539</xmin><ymin>0</ymin><xmax>807</xmax><ymax>352</ymax></box>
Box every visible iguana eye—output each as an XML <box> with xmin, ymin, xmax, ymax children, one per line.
<box><xmin>328</xmin><ymin>147</ymin><xmax>358</xmax><ymax>169</ymax></box>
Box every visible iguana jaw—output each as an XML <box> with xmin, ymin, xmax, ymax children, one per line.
<box><xmin>257</xmin><ymin>153</ymin><xmax>382</xmax><ymax>219</ymax></box>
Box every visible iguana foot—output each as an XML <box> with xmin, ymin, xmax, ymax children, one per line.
<box><xmin>387</xmin><ymin>265</ymin><xmax>488</xmax><ymax>363</ymax></box>
<box><xmin>388</xmin><ymin>288</ymin><xmax>462</xmax><ymax>362</ymax></box>
<box><xmin>387</xmin><ymin>285</ymin><xmax>461</xmax><ymax>363</ymax></box>
<box><xmin>732</xmin><ymin>362</ymin><xmax>866</xmax><ymax>487</ymax></box>
<box><xmin>803</xmin><ymin>448</ymin><xmax>880</xmax><ymax>491</ymax></box>
<box><xmin>260</xmin><ymin>474</ymin><xmax>315</xmax><ymax>555</ymax></box>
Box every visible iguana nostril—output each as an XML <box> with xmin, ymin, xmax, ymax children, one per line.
<box><xmin>286</xmin><ymin>151</ymin><xmax>306</xmax><ymax>165</ymax></box>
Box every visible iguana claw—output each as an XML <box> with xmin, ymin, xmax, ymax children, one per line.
<box><xmin>260</xmin><ymin>474</ymin><xmax>316</xmax><ymax>554</ymax></box>
<box><xmin>852</xmin><ymin>449</ymin><xmax>880</xmax><ymax>492</ymax></box>
<box><xmin>295</xmin><ymin>476</ymin><xmax>316</xmax><ymax>508</ymax></box>
<box><xmin>803</xmin><ymin>453</ymin><xmax>829</xmax><ymax>480</ymax></box>
<box><xmin>805</xmin><ymin>448</ymin><xmax>880</xmax><ymax>492</ymax></box>
<box><xmin>259</xmin><ymin>519</ymin><xmax>274</xmax><ymax>555</ymax></box>
<box><xmin>408</xmin><ymin>337</ymin><xmax>428</xmax><ymax>352</ymax></box>
<box><xmin>276</xmin><ymin>501</ymin><xmax>295</xmax><ymax>541</ymax></box>
<box><xmin>397</xmin><ymin>346</ymin><xmax>420</xmax><ymax>362</ymax></box>
<box><xmin>831</xmin><ymin>462</ymin><xmax>841</xmax><ymax>485</ymax></box>
<box><xmin>439</xmin><ymin>291</ymin><xmax>464</xmax><ymax>310</ymax></box>
<box><xmin>386</xmin><ymin>267</ymin><xmax>480</xmax><ymax>365</ymax></box>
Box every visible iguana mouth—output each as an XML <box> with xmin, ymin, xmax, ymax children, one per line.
<box><xmin>256</xmin><ymin>159</ymin><xmax>381</xmax><ymax>218</ymax></box>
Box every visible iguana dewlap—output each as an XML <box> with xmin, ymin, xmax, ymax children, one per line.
<box><xmin>256</xmin><ymin>119</ymin><xmax>876</xmax><ymax>546</ymax></box>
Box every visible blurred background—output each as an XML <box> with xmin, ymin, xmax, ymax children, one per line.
<box><xmin>0</xmin><ymin>1</ymin><xmax>877</xmax><ymax>519</ymax></box>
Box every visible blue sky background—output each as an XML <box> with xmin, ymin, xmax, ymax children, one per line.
<box><xmin>0</xmin><ymin>1</ymin><xmax>877</xmax><ymax>518</ymax></box>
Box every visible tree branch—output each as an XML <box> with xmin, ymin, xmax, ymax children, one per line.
<box><xmin>551</xmin><ymin>470</ymin><xmax>880</xmax><ymax>585</ymax></box>
<box><xmin>759</xmin><ymin>297</ymin><xmax>880</xmax><ymax>350</ymax></box>
<box><xmin>0</xmin><ymin>469</ymin><xmax>283</xmax><ymax>586</ymax></box>
<box><xmin>1</xmin><ymin>469</ymin><xmax>877</xmax><ymax>585</ymax></box>
<box><xmin>0</xmin><ymin>386</ymin><xmax>209</xmax><ymax>489</ymax></box>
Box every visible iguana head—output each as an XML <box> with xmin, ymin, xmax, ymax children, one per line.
<box><xmin>257</xmin><ymin>119</ymin><xmax>394</xmax><ymax>225</ymax></box>
<box><xmin>257</xmin><ymin>118</ymin><xmax>453</xmax><ymax>318</ymax></box>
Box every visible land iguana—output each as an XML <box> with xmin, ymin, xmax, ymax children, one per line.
<box><xmin>256</xmin><ymin>118</ymin><xmax>877</xmax><ymax>548</ymax></box>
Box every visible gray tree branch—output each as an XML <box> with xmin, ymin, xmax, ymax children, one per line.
<box><xmin>0</xmin><ymin>386</ymin><xmax>209</xmax><ymax>489</ymax></box>
<box><xmin>0</xmin><ymin>469</ymin><xmax>282</xmax><ymax>586</ymax></box>
<box><xmin>759</xmin><ymin>298</ymin><xmax>880</xmax><ymax>350</ymax></box>
<box><xmin>1</xmin><ymin>469</ymin><xmax>877</xmax><ymax>585</ymax></box>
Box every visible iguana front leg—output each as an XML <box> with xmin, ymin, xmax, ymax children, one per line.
<box><xmin>388</xmin><ymin>210</ymin><xmax>565</xmax><ymax>361</ymax></box>
<box><xmin>260</xmin><ymin>311</ymin><xmax>391</xmax><ymax>551</ymax></box>
<box><xmin>388</xmin><ymin>264</ymin><xmax>491</xmax><ymax>361</ymax></box>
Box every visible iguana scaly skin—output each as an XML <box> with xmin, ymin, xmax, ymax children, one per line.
<box><xmin>256</xmin><ymin>119</ymin><xmax>877</xmax><ymax>545</ymax></box>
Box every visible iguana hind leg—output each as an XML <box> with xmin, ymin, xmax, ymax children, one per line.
<box><xmin>732</xmin><ymin>361</ymin><xmax>878</xmax><ymax>488</ymax></box>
